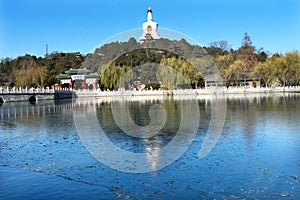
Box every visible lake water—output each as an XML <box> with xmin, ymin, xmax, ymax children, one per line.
<box><xmin>0</xmin><ymin>93</ymin><xmax>299</xmax><ymax>199</ymax></box>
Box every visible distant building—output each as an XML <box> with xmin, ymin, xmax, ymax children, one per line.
<box><xmin>140</xmin><ymin>7</ymin><xmax>160</xmax><ymax>42</ymax></box>
<box><xmin>55</xmin><ymin>68</ymin><xmax>100</xmax><ymax>90</ymax></box>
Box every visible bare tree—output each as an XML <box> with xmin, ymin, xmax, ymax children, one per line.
<box><xmin>209</xmin><ymin>40</ymin><xmax>231</xmax><ymax>52</ymax></box>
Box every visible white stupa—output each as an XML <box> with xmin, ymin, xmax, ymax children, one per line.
<box><xmin>140</xmin><ymin>7</ymin><xmax>160</xmax><ymax>42</ymax></box>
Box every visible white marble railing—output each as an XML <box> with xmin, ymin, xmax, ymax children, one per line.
<box><xmin>0</xmin><ymin>87</ymin><xmax>55</xmax><ymax>94</ymax></box>
<box><xmin>1</xmin><ymin>86</ymin><xmax>300</xmax><ymax>95</ymax></box>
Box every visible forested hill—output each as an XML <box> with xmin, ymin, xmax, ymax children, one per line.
<box><xmin>1</xmin><ymin>33</ymin><xmax>299</xmax><ymax>89</ymax></box>
<box><xmin>81</xmin><ymin>37</ymin><xmax>208</xmax><ymax>73</ymax></box>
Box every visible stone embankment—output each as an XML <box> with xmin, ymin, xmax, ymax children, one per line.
<box><xmin>0</xmin><ymin>88</ymin><xmax>74</xmax><ymax>103</ymax></box>
<box><xmin>1</xmin><ymin>86</ymin><xmax>300</xmax><ymax>103</ymax></box>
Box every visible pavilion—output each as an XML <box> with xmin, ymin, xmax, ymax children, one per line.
<box><xmin>55</xmin><ymin>68</ymin><xmax>100</xmax><ymax>90</ymax></box>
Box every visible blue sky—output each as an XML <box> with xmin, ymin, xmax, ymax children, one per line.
<box><xmin>0</xmin><ymin>0</ymin><xmax>299</xmax><ymax>58</ymax></box>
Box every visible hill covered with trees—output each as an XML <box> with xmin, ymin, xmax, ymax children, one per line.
<box><xmin>1</xmin><ymin>33</ymin><xmax>299</xmax><ymax>90</ymax></box>
<box><xmin>0</xmin><ymin>52</ymin><xmax>85</xmax><ymax>88</ymax></box>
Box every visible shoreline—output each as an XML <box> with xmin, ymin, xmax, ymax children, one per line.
<box><xmin>1</xmin><ymin>87</ymin><xmax>300</xmax><ymax>103</ymax></box>
<box><xmin>92</xmin><ymin>87</ymin><xmax>300</xmax><ymax>98</ymax></box>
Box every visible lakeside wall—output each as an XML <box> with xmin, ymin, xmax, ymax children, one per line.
<box><xmin>1</xmin><ymin>86</ymin><xmax>300</xmax><ymax>103</ymax></box>
<box><xmin>95</xmin><ymin>86</ymin><xmax>300</xmax><ymax>97</ymax></box>
<box><xmin>0</xmin><ymin>88</ymin><xmax>74</xmax><ymax>103</ymax></box>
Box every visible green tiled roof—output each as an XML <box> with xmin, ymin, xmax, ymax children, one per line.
<box><xmin>65</xmin><ymin>68</ymin><xmax>91</xmax><ymax>74</ymax></box>
<box><xmin>56</xmin><ymin>68</ymin><xmax>100</xmax><ymax>80</ymax></box>
<box><xmin>86</xmin><ymin>72</ymin><xmax>100</xmax><ymax>78</ymax></box>
<box><xmin>56</xmin><ymin>74</ymin><xmax>71</xmax><ymax>79</ymax></box>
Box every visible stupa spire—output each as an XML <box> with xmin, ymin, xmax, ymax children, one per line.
<box><xmin>147</xmin><ymin>7</ymin><xmax>153</xmax><ymax>21</ymax></box>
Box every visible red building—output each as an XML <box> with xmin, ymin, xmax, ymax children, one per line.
<box><xmin>55</xmin><ymin>68</ymin><xmax>100</xmax><ymax>90</ymax></box>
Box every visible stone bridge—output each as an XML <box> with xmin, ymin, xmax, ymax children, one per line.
<box><xmin>0</xmin><ymin>90</ymin><xmax>75</xmax><ymax>103</ymax></box>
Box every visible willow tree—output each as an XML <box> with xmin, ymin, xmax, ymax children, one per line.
<box><xmin>100</xmin><ymin>64</ymin><xmax>132</xmax><ymax>90</ymax></box>
<box><xmin>276</xmin><ymin>51</ymin><xmax>300</xmax><ymax>87</ymax></box>
<box><xmin>294</xmin><ymin>52</ymin><xmax>300</xmax><ymax>81</ymax></box>
<box><xmin>254</xmin><ymin>59</ymin><xmax>277</xmax><ymax>87</ymax></box>
<box><xmin>214</xmin><ymin>53</ymin><xmax>235</xmax><ymax>85</ymax></box>
<box><xmin>13</xmin><ymin>64</ymin><xmax>47</xmax><ymax>88</ymax></box>
<box><xmin>32</xmin><ymin>65</ymin><xmax>48</xmax><ymax>87</ymax></box>
<box><xmin>225</xmin><ymin>60</ymin><xmax>246</xmax><ymax>85</ymax></box>
<box><xmin>158</xmin><ymin>57</ymin><xmax>202</xmax><ymax>89</ymax></box>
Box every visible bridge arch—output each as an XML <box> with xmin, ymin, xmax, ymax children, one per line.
<box><xmin>28</xmin><ymin>95</ymin><xmax>37</xmax><ymax>102</ymax></box>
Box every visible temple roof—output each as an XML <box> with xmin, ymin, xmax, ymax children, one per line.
<box><xmin>65</xmin><ymin>68</ymin><xmax>91</xmax><ymax>74</ymax></box>
<box><xmin>86</xmin><ymin>72</ymin><xmax>100</xmax><ymax>79</ymax></box>
<box><xmin>56</xmin><ymin>68</ymin><xmax>100</xmax><ymax>80</ymax></box>
<box><xmin>56</xmin><ymin>74</ymin><xmax>71</xmax><ymax>79</ymax></box>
